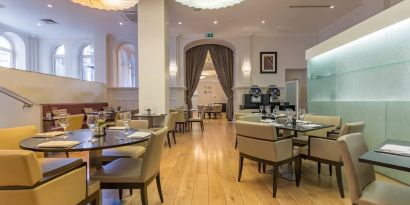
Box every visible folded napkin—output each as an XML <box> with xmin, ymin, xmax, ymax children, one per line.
<box><xmin>303</xmin><ymin>124</ymin><xmax>321</xmax><ymax>128</ymax></box>
<box><xmin>37</xmin><ymin>141</ymin><xmax>80</xmax><ymax>148</ymax></box>
<box><xmin>127</xmin><ymin>132</ymin><xmax>151</xmax><ymax>139</ymax></box>
<box><xmin>379</xmin><ymin>144</ymin><xmax>410</xmax><ymax>156</ymax></box>
<box><xmin>34</xmin><ymin>131</ymin><xmax>65</xmax><ymax>138</ymax></box>
<box><xmin>261</xmin><ymin>119</ymin><xmax>275</xmax><ymax>123</ymax></box>
<box><xmin>296</xmin><ymin>120</ymin><xmax>311</xmax><ymax>124</ymax></box>
<box><xmin>269</xmin><ymin>123</ymin><xmax>282</xmax><ymax>127</ymax></box>
<box><xmin>108</xmin><ymin>126</ymin><xmax>126</xmax><ymax>130</ymax></box>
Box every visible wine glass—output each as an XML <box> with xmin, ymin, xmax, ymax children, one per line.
<box><xmin>285</xmin><ymin>108</ymin><xmax>293</xmax><ymax>124</ymax></box>
<box><xmin>58</xmin><ymin>114</ymin><xmax>70</xmax><ymax>138</ymax></box>
<box><xmin>98</xmin><ymin>111</ymin><xmax>107</xmax><ymax>123</ymax></box>
<box><xmin>265</xmin><ymin>105</ymin><xmax>271</xmax><ymax>115</ymax></box>
<box><xmin>259</xmin><ymin>105</ymin><xmax>264</xmax><ymax>114</ymax></box>
<box><xmin>87</xmin><ymin>114</ymin><xmax>98</xmax><ymax>142</ymax></box>
<box><xmin>273</xmin><ymin>106</ymin><xmax>279</xmax><ymax>120</ymax></box>
<box><xmin>298</xmin><ymin>109</ymin><xmax>306</xmax><ymax>125</ymax></box>
<box><xmin>120</xmin><ymin>112</ymin><xmax>132</xmax><ymax>134</ymax></box>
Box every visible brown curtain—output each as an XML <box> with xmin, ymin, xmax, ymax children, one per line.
<box><xmin>208</xmin><ymin>44</ymin><xmax>234</xmax><ymax>121</ymax></box>
<box><xmin>185</xmin><ymin>45</ymin><xmax>209</xmax><ymax>109</ymax></box>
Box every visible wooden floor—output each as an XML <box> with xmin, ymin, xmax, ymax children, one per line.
<box><xmin>71</xmin><ymin>117</ymin><xmax>400</xmax><ymax>205</ymax></box>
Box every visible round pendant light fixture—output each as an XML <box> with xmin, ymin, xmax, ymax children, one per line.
<box><xmin>71</xmin><ymin>0</ymin><xmax>139</xmax><ymax>11</ymax></box>
<box><xmin>175</xmin><ymin>0</ymin><xmax>245</xmax><ymax>9</ymax></box>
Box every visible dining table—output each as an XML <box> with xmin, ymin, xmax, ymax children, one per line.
<box><xmin>133</xmin><ymin>113</ymin><xmax>167</xmax><ymax>128</ymax></box>
<box><xmin>19</xmin><ymin>129</ymin><xmax>151</xmax><ymax>172</ymax></box>
<box><xmin>359</xmin><ymin>140</ymin><xmax>410</xmax><ymax>172</ymax></box>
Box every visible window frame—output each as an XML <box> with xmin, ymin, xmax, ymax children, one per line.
<box><xmin>80</xmin><ymin>44</ymin><xmax>95</xmax><ymax>81</ymax></box>
<box><xmin>0</xmin><ymin>35</ymin><xmax>15</xmax><ymax>68</ymax></box>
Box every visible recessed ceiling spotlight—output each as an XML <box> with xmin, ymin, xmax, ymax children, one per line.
<box><xmin>119</xmin><ymin>22</ymin><xmax>124</xmax><ymax>25</ymax></box>
<box><xmin>47</xmin><ymin>4</ymin><xmax>53</xmax><ymax>8</ymax></box>
<box><xmin>178</xmin><ymin>22</ymin><xmax>182</xmax><ymax>25</ymax></box>
<box><xmin>37</xmin><ymin>23</ymin><xmax>42</xmax><ymax>26</ymax></box>
<box><xmin>213</xmin><ymin>21</ymin><xmax>218</xmax><ymax>24</ymax></box>
<box><xmin>261</xmin><ymin>20</ymin><xmax>266</xmax><ymax>24</ymax></box>
<box><xmin>330</xmin><ymin>5</ymin><xmax>335</xmax><ymax>9</ymax></box>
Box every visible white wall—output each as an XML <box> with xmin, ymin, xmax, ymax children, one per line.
<box><xmin>0</xmin><ymin>67</ymin><xmax>107</xmax><ymax>130</ymax></box>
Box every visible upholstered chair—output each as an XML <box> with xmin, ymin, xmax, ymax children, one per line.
<box><xmin>83</xmin><ymin>107</ymin><xmax>94</xmax><ymax>114</ymax></box>
<box><xmin>214</xmin><ymin>104</ymin><xmax>223</xmax><ymax>118</ymax></box>
<box><xmin>175</xmin><ymin>109</ymin><xmax>188</xmax><ymax>134</ymax></box>
<box><xmin>197</xmin><ymin>105</ymin><xmax>204</xmax><ymax>117</ymax></box>
<box><xmin>337</xmin><ymin>133</ymin><xmax>410</xmax><ymax>205</ymax></box>
<box><xmin>236</xmin><ymin>121</ymin><xmax>301</xmax><ymax>197</ymax></box>
<box><xmin>189</xmin><ymin>110</ymin><xmax>205</xmax><ymax>132</ymax></box>
<box><xmin>0</xmin><ymin>125</ymin><xmax>43</xmax><ymax>157</ymax></box>
<box><xmin>299</xmin><ymin>121</ymin><xmax>366</xmax><ymax>198</ymax></box>
<box><xmin>233</xmin><ymin>110</ymin><xmax>254</xmax><ymax>121</ymax></box>
<box><xmin>66</xmin><ymin>114</ymin><xmax>85</xmax><ymax>131</ymax></box>
<box><xmin>151</xmin><ymin>112</ymin><xmax>178</xmax><ymax>148</ymax></box>
<box><xmin>293</xmin><ymin>114</ymin><xmax>342</xmax><ymax>145</ymax></box>
<box><xmin>102</xmin><ymin>120</ymin><xmax>150</xmax><ymax>163</ymax></box>
<box><xmin>52</xmin><ymin>109</ymin><xmax>68</xmax><ymax>117</ymax></box>
<box><xmin>238</xmin><ymin>115</ymin><xmax>262</xmax><ymax>122</ymax></box>
<box><xmin>92</xmin><ymin>127</ymin><xmax>168</xmax><ymax>204</ymax></box>
<box><xmin>0</xmin><ymin>150</ymin><xmax>100</xmax><ymax>205</ymax></box>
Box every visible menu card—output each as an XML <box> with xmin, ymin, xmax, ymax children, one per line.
<box><xmin>37</xmin><ymin>141</ymin><xmax>80</xmax><ymax>148</ymax></box>
<box><xmin>34</xmin><ymin>131</ymin><xmax>65</xmax><ymax>138</ymax></box>
<box><xmin>378</xmin><ymin>144</ymin><xmax>410</xmax><ymax>156</ymax></box>
<box><xmin>127</xmin><ymin>132</ymin><xmax>151</xmax><ymax>139</ymax></box>
<box><xmin>108</xmin><ymin>126</ymin><xmax>126</xmax><ymax>130</ymax></box>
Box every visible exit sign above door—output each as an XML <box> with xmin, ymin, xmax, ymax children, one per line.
<box><xmin>205</xmin><ymin>32</ymin><xmax>214</xmax><ymax>38</ymax></box>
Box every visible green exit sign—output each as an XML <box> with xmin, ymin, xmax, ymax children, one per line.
<box><xmin>205</xmin><ymin>32</ymin><xmax>214</xmax><ymax>38</ymax></box>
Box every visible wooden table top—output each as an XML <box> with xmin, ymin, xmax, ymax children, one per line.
<box><xmin>19</xmin><ymin>129</ymin><xmax>151</xmax><ymax>152</ymax></box>
<box><xmin>359</xmin><ymin>140</ymin><xmax>410</xmax><ymax>172</ymax></box>
<box><xmin>274</xmin><ymin>123</ymin><xmax>333</xmax><ymax>132</ymax></box>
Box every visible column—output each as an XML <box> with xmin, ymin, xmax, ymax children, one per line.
<box><xmin>138</xmin><ymin>0</ymin><xmax>169</xmax><ymax>113</ymax></box>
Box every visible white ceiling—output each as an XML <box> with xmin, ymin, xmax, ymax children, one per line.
<box><xmin>0</xmin><ymin>0</ymin><xmax>365</xmax><ymax>40</ymax></box>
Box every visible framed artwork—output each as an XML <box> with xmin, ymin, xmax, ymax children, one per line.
<box><xmin>260</xmin><ymin>52</ymin><xmax>277</xmax><ymax>74</ymax></box>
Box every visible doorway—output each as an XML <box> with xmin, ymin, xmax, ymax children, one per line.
<box><xmin>285</xmin><ymin>69</ymin><xmax>307</xmax><ymax>111</ymax></box>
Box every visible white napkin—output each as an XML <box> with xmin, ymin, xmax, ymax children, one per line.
<box><xmin>37</xmin><ymin>141</ymin><xmax>80</xmax><ymax>148</ymax></box>
<box><xmin>260</xmin><ymin>119</ymin><xmax>275</xmax><ymax>123</ymax></box>
<box><xmin>379</xmin><ymin>144</ymin><xmax>410</xmax><ymax>156</ymax></box>
<box><xmin>127</xmin><ymin>132</ymin><xmax>151</xmax><ymax>139</ymax></box>
<box><xmin>303</xmin><ymin>124</ymin><xmax>321</xmax><ymax>128</ymax></box>
<box><xmin>108</xmin><ymin>126</ymin><xmax>126</xmax><ymax>130</ymax></box>
<box><xmin>269</xmin><ymin>123</ymin><xmax>282</xmax><ymax>127</ymax></box>
<box><xmin>296</xmin><ymin>120</ymin><xmax>311</xmax><ymax>124</ymax></box>
<box><xmin>34</xmin><ymin>131</ymin><xmax>65</xmax><ymax>138</ymax></box>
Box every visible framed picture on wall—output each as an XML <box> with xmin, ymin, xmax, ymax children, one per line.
<box><xmin>260</xmin><ymin>52</ymin><xmax>277</xmax><ymax>74</ymax></box>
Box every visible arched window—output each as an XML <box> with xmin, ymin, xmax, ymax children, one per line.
<box><xmin>81</xmin><ymin>45</ymin><xmax>95</xmax><ymax>81</ymax></box>
<box><xmin>118</xmin><ymin>43</ymin><xmax>136</xmax><ymax>87</ymax></box>
<box><xmin>53</xmin><ymin>45</ymin><xmax>65</xmax><ymax>76</ymax></box>
<box><xmin>0</xmin><ymin>35</ymin><xmax>13</xmax><ymax>68</ymax></box>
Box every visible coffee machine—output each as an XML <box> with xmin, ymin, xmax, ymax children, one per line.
<box><xmin>249</xmin><ymin>85</ymin><xmax>262</xmax><ymax>104</ymax></box>
<box><xmin>267</xmin><ymin>85</ymin><xmax>280</xmax><ymax>103</ymax></box>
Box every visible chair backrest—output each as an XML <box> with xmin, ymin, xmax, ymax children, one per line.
<box><xmin>167</xmin><ymin>112</ymin><xmax>178</xmax><ymax>130</ymax></box>
<box><xmin>0</xmin><ymin>150</ymin><xmax>42</xmax><ymax>186</ymax></box>
<box><xmin>52</xmin><ymin>109</ymin><xmax>68</xmax><ymax>117</ymax></box>
<box><xmin>140</xmin><ymin>127</ymin><xmax>168</xmax><ymax>181</ymax></box>
<box><xmin>175</xmin><ymin>109</ymin><xmax>186</xmax><ymax>123</ymax></box>
<box><xmin>66</xmin><ymin>114</ymin><xmax>84</xmax><ymax>131</ymax></box>
<box><xmin>236</xmin><ymin>121</ymin><xmax>292</xmax><ymax>162</ymax></box>
<box><xmin>116</xmin><ymin>120</ymin><xmax>149</xmax><ymax>130</ymax></box>
<box><xmin>340</xmin><ymin>122</ymin><xmax>366</xmax><ymax>136</ymax></box>
<box><xmin>337</xmin><ymin>133</ymin><xmax>375</xmax><ymax>204</ymax></box>
<box><xmin>238</xmin><ymin>115</ymin><xmax>262</xmax><ymax>122</ymax></box>
<box><xmin>0</xmin><ymin>125</ymin><xmax>38</xmax><ymax>150</ymax></box>
<box><xmin>199</xmin><ymin>109</ymin><xmax>206</xmax><ymax>120</ymax></box>
<box><xmin>214</xmin><ymin>105</ymin><xmax>222</xmax><ymax>112</ymax></box>
<box><xmin>197</xmin><ymin>105</ymin><xmax>204</xmax><ymax>112</ymax></box>
<box><xmin>304</xmin><ymin>114</ymin><xmax>342</xmax><ymax>137</ymax></box>
<box><xmin>83</xmin><ymin>108</ymin><xmax>94</xmax><ymax>114</ymax></box>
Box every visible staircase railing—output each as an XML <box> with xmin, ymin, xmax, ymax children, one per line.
<box><xmin>0</xmin><ymin>87</ymin><xmax>35</xmax><ymax>108</ymax></box>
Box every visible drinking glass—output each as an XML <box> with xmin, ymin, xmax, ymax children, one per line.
<box><xmin>87</xmin><ymin>114</ymin><xmax>98</xmax><ymax>142</ymax></box>
<box><xmin>298</xmin><ymin>109</ymin><xmax>306</xmax><ymax>125</ymax></box>
<box><xmin>58</xmin><ymin>114</ymin><xmax>70</xmax><ymax>138</ymax></box>
<box><xmin>98</xmin><ymin>111</ymin><xmax>107</xmax><ymax>123</ymax></box>
<box><xmin>273</xmin><ymin>106</ymin><xmax>279</xmax><ymax>120</ymax></box>
<box><xmin>120</xmin><ymin>112</ymin><xmax>132</xmax><ymax>134</ymax></box>
<box><xmin>265</xmin><ymin>105</ymin><xmax>271</xmax><ymax>114</ymax></box>
<box><xmin>285</xmin><ymin>108</ymin><xmax>293</xmax><ymax>124</ymax></box>
<box><xmin>259</xmin><ymin>105</ymin><xmax>264</xmax><ymax>113</ymax></box>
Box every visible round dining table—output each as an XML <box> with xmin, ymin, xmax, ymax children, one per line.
<box><xmin>19</xmin><ymin>129</ymin><xmax>151</xmax><ymax>171</ymax></box>
<box><xmin>133</xmin><ymin>113</ymin><xmax>167</xmax><ymax>128</ymax></box>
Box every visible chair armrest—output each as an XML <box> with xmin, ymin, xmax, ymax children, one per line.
<box><xmin>308</xmin><ymin>136</ymin><xmax>341</xmax><ymax>162</ymax></box>
<box><xmin>327</xmin><ymin>129</ymin><xmax>340</xmax><ymax>137</ymax></box>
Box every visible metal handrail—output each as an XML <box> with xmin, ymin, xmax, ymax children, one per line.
<box><xmin>0</xmin><ymin>87</ymin><xmax>35</xmax><ymax>108</ymax></box>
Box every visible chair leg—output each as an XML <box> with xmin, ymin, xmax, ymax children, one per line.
<box><xmin>238</xmin><ymin>155</ymin><xmax>244</xmax><ymax>181</ymax></box>
<box><xmin>65</xmin><ymin>152</ymin><xmax>69</xmax><ymax>158</ymax></box>
<box><xmin>140</xmin><ymin>186</ymin><xmax>148</xmax><ymax>205</ymax></box>
<box><xmin>200</xmin><ymin>121</ymin><xmax>204</xmax><ymax>132</ymax></box>
<box><xmin>130</xmin><ymin>189</ymin><xmax>133</xmax><ymax>195</ymax></box>
<box><xmin>173</xmin><ymin>131</ymin><xmax>176</xmax><ymax>144</ymax></box>
<box><xmin>336</xmin><ymin>165</ymin><xmax>345</xmax><ymax>198</ymax></box>
<box><xmin>295</xmin><ymin>157</ymin><xmax>302</xmax><ymax>187</ymax></box>
<box><xmin>235</xmin><ymin>137</ymin><xmax>238</xmax><ymax>149</ymax></box>
<box><xmin>272</xmin><ymin>166</ymin><xmax>279</xmax><ymax>197</ymax></box>
<box><xmin>258</xmin><ymin>162</ymin><xmax>261</xmax><ymax>173</ymax></box>
<box><xmin>167</xmin><ymin>132</ymin><xmax>171</xmax><ymax>148</ymax></box>
<box><xmin>156</xmin><ymin>173</ymin><xmax>164</xmax><ymax>202</ymax></box>
<box><xmin>182</xmin><ymin>124</ymin><xmax>185</xmax><ymax>134</ymax></box>
<box><xmin>119</xmin><ymin>189</ymin><xmax>123</xmax><ymax>200</ymax></box>
<box><xmin>317</xmin><ymin>162</ymin><xmax>321</xmax><ymax>174</ymax></box>
<box><xmin>263</xmin><ymin>163</ymin><xmax>266</xmax><ymax>173</ymax></box>
<box><xmin>329</xmin><ymin>165</ymin><xmax>333</xmax><ymax>176</ymax></box>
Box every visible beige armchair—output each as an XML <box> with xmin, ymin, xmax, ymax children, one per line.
<box><xmin>214</xmin><ymin>104</ymin><xmax>223</xmax><ymax>118</ymax></box>
<box><xmin>175</xmin><ymin>109</ymin><xmax>188</xmax><ymax>134</ymax></box>
<box><xmin>152</xmin><ymin>112</ymin><xmax>178</xmax><ymax>148</ymax></box>
<box><xmin>102</xmin><ymin>120</ymin><xmax>150</xmax><ymax>163</ymax></box>
<box><xmin>337</xmin><ymin>133</ymin><xmax>410</xmax><ymax>205</ymax></box>
<box><xmin>92</xmin><ymin>127</ymin><xmax>168</xmax><ymax>204</ymax></box>
<box><xmin>293</xmin><ymin>114</ymin><xmax>342</xmax><ymax>145</ymax></box>
<box><xmin>0</xmin><ymin>150</ymin><xmax>100</xmax><ymax>205</ymax></box>
<box><xmin>236</xmin><ymin>121</ymin><xmax>301</xmax><ymax>197</ymax></box>
<box><xmin>299</xmin><ymin>121</ymin><xmax>365</xmax><ymax>198</ymax></box>
<box><xmin>189</xmin><ymin>110</ymin><xmax>205</xmax><ymax>132</ymax></box>
<box><xmin>233</xmin><ymin>109</ymin><xmax>254</xmax><ymax>121</ymax></box>
<box><xmin>238</xmin><ymin>115</ymin><xmax>262</xmax><ymax>122</ymax></box>
<box><xmin>0</xmin><ymin>125</ymin><xmax>43</xmax><ymax>158</ymax></box>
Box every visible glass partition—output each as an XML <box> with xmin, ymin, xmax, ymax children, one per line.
<box><xmin>308</xmin><ymin>18</ymin><xmax>410</xmax><ymax>184</ymax></box>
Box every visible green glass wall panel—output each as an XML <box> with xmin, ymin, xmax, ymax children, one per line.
<box><xmin>308</xmin><ymin>18</ymin><xmax>410</xmax><ymax>184</ymax></box>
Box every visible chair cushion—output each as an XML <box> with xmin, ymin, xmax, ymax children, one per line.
<box><xmin>359</xmin><ymin>181</ymin><xmax>410</xmax><ymax>205</ymax></box>
<box><xmin>293</xmin><ymin>135</ymin><xmax>309</xmax><ymax>145</ymax></box>
<box><xmin>102</xmin><ymin>146</ymin><xmax>145</xmax><ymax>162</ymax></box>
<box><xmin>87</xmin><ymin>179</ymin><xmax>100</xmax><ymax>196</ymax></box>
<box><xmin>298</xmin><ymin>146</ymin><xmax>309</xmax><ymax>156</ymax></box>
<box><xmin>92</xmin><ymin>158</ymin><xmax>143</xmax><ymax>183</ymax></box>
<box><xmin>40</xmin><ymin>158</ymin><xmax>83</xmax><ymax>177</ymax></box>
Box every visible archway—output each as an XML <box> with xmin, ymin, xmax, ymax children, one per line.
<box><xmin>184</xmin><ymin>42</ymin><xmax>235</xmax><ymax>121</ymax></box>
<box><xmin>117</xmin><ymin>43</ymin><xmax>136</xmax><ymax>87</ymax></box>
<box><xmin>2</xmin><ymin>32</ymin><xmax>26</xmax><ymax>70</ymax></box>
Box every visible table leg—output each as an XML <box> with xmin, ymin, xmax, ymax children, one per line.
<box><xmin>89</xmin><ymin>149</ymin><xmax>103</xmax><ymax>172</ymax></box>
<box><xmin>268</xmin><ymin>163</ymin><xmax>297</xmax><ymax>181</ymax></box>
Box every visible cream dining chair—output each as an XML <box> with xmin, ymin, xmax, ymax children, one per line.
<box><xmin>92</xmin><ymin>127</ymin><xmax>168</xmax><ymax>204</ymax></box>
<box><xmin>236</xmin><ymin>120</ymin><xmax>301</xmax><ymax>197</ymax></box>
<box><xmin>337</xmin><ymin>133</ymin><xmax>410</xmax><ymax>205</ymax></box>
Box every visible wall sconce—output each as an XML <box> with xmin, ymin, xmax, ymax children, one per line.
<box><xmin>242</xmin><ymin>61</ymin><xmax>251</xmax><ymax>75</ymax></box>
<box><xmin>169</xmin><ymin>63</ymin><xmax>178</xmax><ymax>76</ymax></box>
